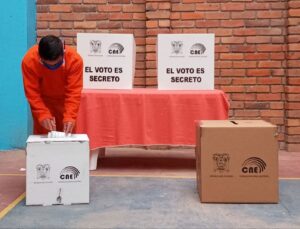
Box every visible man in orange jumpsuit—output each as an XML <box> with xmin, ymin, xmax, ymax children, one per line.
<box><xmin>22</xmin><ymin>35</ymin><xmax>83</xmax><ymax>135</ymax></box>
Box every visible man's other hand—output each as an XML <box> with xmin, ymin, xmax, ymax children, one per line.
<box><xmin>64</xmin><ymin>121</ymin><xmax>74</xmax><ymax>134</ymax></box>
<box><xmin>41</xmin><ymin>118</ymin><xmax>56</xmax><ymax>131</ymax></box>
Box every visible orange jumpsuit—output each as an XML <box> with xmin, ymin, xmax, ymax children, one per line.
<box><xmin>22</xmin><ymin>45</ymin><xmax>83</xmax><ymax>134</ymax></box>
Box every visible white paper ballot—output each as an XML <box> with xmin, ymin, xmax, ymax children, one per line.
<box><xmin>48</xmin><ymin>131</ymin><xmax>71</xmax><ymax>138</ymax></box>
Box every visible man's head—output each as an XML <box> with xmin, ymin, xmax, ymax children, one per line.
<box><xmin>39</xmin><ymin>35</ymin><xmax>64</xmax><ymax>70</ymax></box>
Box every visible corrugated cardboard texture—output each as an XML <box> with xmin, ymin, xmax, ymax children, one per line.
<box><xmin>196</xmin><ymin>120</ymin><xmax>278</xmax><ymax>203</ymax></box>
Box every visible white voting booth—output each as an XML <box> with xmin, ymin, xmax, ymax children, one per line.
<box><xmin>77</xmin><ymin>33</ymin><xmax>136</xmax><ymax>89</ymax></box>
<box><xmin>26</xmin><ymin>134</ymin><xmax>89</xmax><ymax>206</ymax></box>
<box><xmin>157</xmin><ymin>34</ymin><xmax>215</xmax><ymax>90</ymax></box>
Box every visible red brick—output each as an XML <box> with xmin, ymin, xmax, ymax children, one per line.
<box><xmin>231</xmin><ymin>93</ymin><xmax>256</xmax><ymax>101</ymax></box>
<box><xmin>247</xmin><ymin>69</ymin><xmax>271</xmax><ymax>77</ymax></box>
<box><xmin>49</xmin><ymin>22</ymin><xmax>73</xmax><ymax>29</ymax></box>
<box><xmin>289</xmin><ymin>1</ymin><xmax>300</xmax><ymax>9</ymax></box>
<box><xmin>233</xmin><ymin>61</ymin><xmax>256</xmax><ymax>69</ymax></box>
<box><xmin>245</xmin><ymin>20</ymin><xmax>270</xmax><ymax>27</ymax></box>
<box><xmin>196</xmin><ymin>3</ymin><xmax>219</xmax><ymax>11</ymax></box>
<box><xmin>221</xmin><ymin>3</ymin><xmax>245</xmax><ymax>11</ymax></box>
<box><xmin>270</xmin><ymin>53</ymin><xmax>285</xmax><ymax>60</ymax></box>
<box><xmin>245</xmin><ymin>3</ymin><xmax>269</xmax><ymax>10</ymax></box>
<box><xmin>171</xmin><ymin>21</ymin><xmax>195</xmax><ymax>28</ymax></box>
<box><xmin>85</xmin><ymin>13</ymin><xmax>108</xmax><ymax>20</ymax></box>
<box><xmin>83</xmin><ymin>0</ymin><xmax>106</xmax><ymax>3</ymax></box>
<box><xmin>245</xmin><ymin>54</ymin><xmax>268</xmax><ymax>61</ymax></box>
<box><xmin>37</xmin><ymin>0</ymin><xmax>58</xmax><ymax>3</ymax></box>
<box><xmin>288</xmin><ymin>44</ymin><xmax>300</xmax><ymax>51</ymax></box>
<box><xmin>108</xmin><ymin>0</ymin><xmax>130</xmax><ymax>3</ymax></box>
<box><xmin>221</xmin><ymin>86</ymin><xmax>245</xmax><ymax>93</ymax></box>
<box><xmin>60</xmin><ymin>0</ymin><xmax>82</xmax><ymax>3</ymax></box>
<box><xmin>73</xmin><ymin>5</ymin><xmax>96</xmax><ymax>12</ymax></box>
<box><xmin>233</xmin><ymin>78</ymin><xmax>256</xmax><ymax>85</ymax></box>
<box><xmin>215</xmin><ymin>78</ymin><xmax>232</xmax><ymax>85</ymax></box>
<box><xmin>221</xmin><ymin>69</ymin><xmax>245</xmax><ymax>77</ymax></box>
<box><xmin>271</xmin><ymin>85</ymin><xmax>284</xmax><ymax>93</ymax></box>
<box><xmin>245</xmin><ymin>102</ymin><xmax>269</xmax><ymax>109</ymax></box>
<box><xmin>109</xmin><ymin>13</ymin><xmax>133</xmax><ymax>20</ymax></box>
<box><xmin>247</xmin><ymin>86</ymin><xmax>270</xmax><ymax>93</ymax></box>
<box><xmin>133</xmin><ymin>13</ymin><xmax>146</xmax><ymax>20</ymax></box>
<box><xmin>196</xmin><ymin>20</ymin><xmax>220</xmax><ymax>28</ymax></box>
<box><xmin>74</xmin><ymin>21</ymin><xmax>96</xmax><ymax>29</ymax></box>
<box><xmin>287</xmin><ymin>94</ymin><xmax>300</xmax><ymax>102</ymax></box>
<box><xmin>221</xmin><ymin>37</ymin><xmax>245</xmax><ymax>44</ymax></box>
<box><xmin>146</xmin><ymin>11</ymin><xmax>170</xmax><ymax>19</ymax></box>
<box><xmin>159</xmin><ymin>20</ymin><xmax>170</xmax><ymax>27</ymax></box>
<box><xmin>123</xmin><ymin>5</ymin><xmax>145</xmax><ymax>12</ymax></box>
<box><xmin>257</xmin><ymin>77</ymin><xmax>282</xmax><ymax>85</ymax></box>
<box><xmin>235</xmin><ymin>110</ymin><xmax>260</xmax><ymax>117</ymax></box>
<box><xmin>220</xmin><ymin>53</ymin><xmax>243</xmax><ymax>60</ymax></box>
<box><xmin>233</xmin><ymin>28</ymin><xmax>256</xmax><ymax>36</ymax></box>
<box><xmin>146</xmin><ymin>20</ymin><xmax>158</xmax><ymax>28</ymax></box>
<box><xmin>205</xmin><ymin>12</ymin><xmax>230</xmax><ymax>20</ymax></box>
<box><xmin>98</xmin><ymin>5</ymin><xmax>122</xmax><ymax>12</ymax></box>
<box><xmin>257</xmin><ymin>11</ymin><xmax>282</xmax><ymax>19</ymax></box>
<box><xmin>37</xmin><ymin>13</ymin><xmax>59</xmax><ymax>21</ymax></box>
<box><xmin>49</xmin><ymin>5</ymin><xmax>72</xmax><ymax>12</ymax></box>
<box><xmin>123</xmin><ymin>21</ymin><xmax>145</xmax><ymax>29</ymax></box>
<box><xmin>37</xmin><ymin>22</ymin><xmax>48</xmax><ymax>29</ymax></box>
<box><xmin>258</xmin><ymin>61</ymin><xmax>282</xmax><ymax>68</ymax></box>
<box><xmin>261</xmin><ymin>110</ymin><xmax>284</xmax><ymax>117</ymax></box>
<box><xmin>231</xmin><ymin>11</ymin><xmax>256</xmax><ymax>19</ymax></box>
<box><xmin>210</xmin><ymin>28</ymin><xmax>233</xmax><ymax>36</ymax></box>
<box><xmin>270</xmin><ymin>102</ymin><xmax>284</xmax><ymax>110</ymax></box>
<box><xmin>146</xmin><ymin>3</ymin><xmax>158</xmax><ymax>11</ymax></box>
<box><xmin>288</xmin><ymin>60</ymin><xmax>300</xmax><ymax>68</ymax></box>
<box><xmin>181</xmin><ymin>12</ymin><xmax>204</xmax><ymax>20</ymax></box>
<box><xmin>246</xmin><ymin>36</ymin><xmax>271</xmax><ymax>44</ymax></box>
<box><xmin>289</xmin><ymin>9</ymin><xmax>300</xmax><ymax>17</ymax></box>
<box><xmin>257</xmin><ymin>93</ymin><xmax>282</xmax><ymax>101</ymax></box>
<box><xmin>172</xmin><ymin>4</ymin><xmax>195</xmax><ymax>12</ymax></box>
<box><xmin>61</xmin><ymin>13</ymin><xmax>85</xmax><ymax>21</ymax></box>
<box><xmin>221</xmin><ymin>20</ymin><xmax>244</xmax><ymax>28</ymax></box>
<box><xmin>286</xmin><ymin>86</ymin><xmax>300</xmax><ymax>93</ymax></box>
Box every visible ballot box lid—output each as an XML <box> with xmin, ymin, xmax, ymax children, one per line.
<box><xmin>26</xmin><ymin>134</ymin><xmax>89</xmax><ymax>143</ymax></box>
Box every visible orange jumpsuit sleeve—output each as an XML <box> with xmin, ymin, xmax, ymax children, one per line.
<box><xmin>22</xmin><ymin>61</ymin><xmax>53</xmax><ymax>123</ymax></box>
<box><xmin>63</xmin><ymin>57</ymin><xmax>83</xmax><ymax>123</ymax></box>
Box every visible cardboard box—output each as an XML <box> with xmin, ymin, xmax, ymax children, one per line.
<box><xmin>196</xmin><ymin>120</ymin><xmax>278</xmax><ymax>203</ymax></box>
<box><xmin>26</xmin><ymin>134</ymin><xmax>89</xmax><ymax>206</ymax></box>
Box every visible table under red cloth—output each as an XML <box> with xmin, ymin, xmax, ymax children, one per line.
<box><xmin>76</xmin><ymin>89</ymin><xmax>229</xmax><ymax>149</ymax></box>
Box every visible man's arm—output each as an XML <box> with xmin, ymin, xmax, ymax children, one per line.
<box><xmin>63</xmin><ymin>57</ymin><xmax>83</xmax><ymax>133</ymax></box>
<box><xmin>22</xmin><ymin>61</ymin><xmax>54</xmax><ymax>125</ymax></box>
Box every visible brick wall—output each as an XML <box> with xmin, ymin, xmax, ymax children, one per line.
<box><xmin>36</xmin><ymin>0</ymin><xmax>300</xmax><ymax>150</ymax></box>
<box><xmin>286</xmin><ymin>0</ymin><xmax>300</xmax><ymax>151</ymax></box>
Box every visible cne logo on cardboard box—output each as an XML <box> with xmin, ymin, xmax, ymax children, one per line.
<box><xmin>59</xmin><ymin>166</ymin><xmax>80</xmax><ymax>180</ymax></box>
<box><xmin>242</xmin><ymin>157</ymin><xmax>267</xmax><ymax>174</ymax></box>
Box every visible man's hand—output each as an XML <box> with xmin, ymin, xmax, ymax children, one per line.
<box><xmin>41</xmin><ymin>118</ymin><xmax>56</xmax><ymax>131</ymax></box>
<box><xmin>64</xmin><ymin>121</ymin><xmax>75</xmax><ymax>134</ymax></box>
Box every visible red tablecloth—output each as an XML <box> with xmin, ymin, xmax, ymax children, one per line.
<box><xmin>76</xmin><ymin>89</ymin><xmax>229</xmax><ymax>149</ymax></box>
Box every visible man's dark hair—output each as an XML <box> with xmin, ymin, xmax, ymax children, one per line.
<box><xmin>38</xmin><ymin>35</ymin><xmax>64</xmax><ymax>61</ymax></box>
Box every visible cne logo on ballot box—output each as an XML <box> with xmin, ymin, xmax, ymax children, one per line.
<box><xmin>77</xmin><ymin>33</ymin><xmax>136</xmax><ymax>89</ymax></box>
<box><xmin>157</xmin><ymin>34</ymin><xmax>215</xmax><ymax>90</ymax></box>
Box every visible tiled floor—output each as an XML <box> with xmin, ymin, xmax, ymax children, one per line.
<box><xmin>0</xmin><ymin>147</ymin><xmax>299</xmax><ymax>215</ymax></box>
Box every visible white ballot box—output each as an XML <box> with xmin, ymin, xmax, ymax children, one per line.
<box><xmin>26</xmin><ymin>134</ymin><xmax>89</xmax><ymax>206</ymax></box>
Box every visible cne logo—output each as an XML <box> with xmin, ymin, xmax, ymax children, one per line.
<box><xmin>242</xmin><ymin>157</ymin><xmax>266</xmax><ymax>174</ymax></box>
<box><xmin>108</xmin><ymin>43</ymin><xmax>124</xmax><ymax>55</ymax></box>
<box><xmin>60</xmin><ymin>166</ymin><xmax>80</xmax><ymax>180</ymax></box>
<box><xmin>190</xmin><ymin>43</ymin><xmax>206</xmax><ymax>55</ymax></box>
